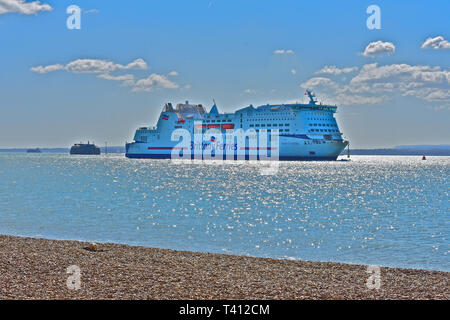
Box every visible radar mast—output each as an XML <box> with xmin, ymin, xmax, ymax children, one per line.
<box><xmin>305</xmin><ymin>89</ymin><xmax>317</xmax><ymax>105</ymax></box>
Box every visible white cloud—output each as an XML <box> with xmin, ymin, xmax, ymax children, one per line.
<box><xmin>122</xmin><ymin>58</ymin><xmax>147</xmax><ymax>70</ymax></box>
<box><xmin>64</xmin><ymin>59</ymin><xmax>120</xmax><ymax>74</ymax></box>
<box><xmin>423</xmin><ymin>89</ymin><xmax>450</xmax><ymax>101</ymax></box>
<box><xmin>349</xmin><ymin>63</ymin><xmax>449</xmax><ymax>87</ymax></box>
<box><xmin>97</xmin><ymin>74</ymin><xmax>134</xmax><ymax>81</ymax></box>
<box><xmin>362</xmin><ymin>41</ymin><xmax>395</xmax><ymax>57</ymax></box>
<box><xmin>31</xmin><ymin>58</ymin><xmax>148</xmax><ymax>75</ymax></box>
<box><xmin>421</xmin><ymin>36</ymin><xmax>450</xmax><ymax>50</ymax></box>
<box><xmin>403</xmin><ymin>88</ymin><xmax>450</xmax><ymax>102</ymax></box>
<box><xmin>372</xmin><ymin>82</ymin><xmax>395</xmax><ymax>91</ymax></box>
<box><xmin>132</xmin><ymin>74</ymin><xmax>179</xmax><ymax>92</ymax></box>
<box><xmin>344</xmin><ymin>64</ymin><xmax>450</xmax><ymax>102</ymax></box>
<box><xmin>274</xmin><ymin>49</ymin><xmax>294</xmax><ymax>55</ymax></box>
<box><xmin>301</xmin><ymin>62</ymin><xmax>450</xmax><ymax>106</ymax></box>
<box><xmin>335</xmin><ymin>93</ymin><xmax>388</xmax><ymax>105</ymax></box>
<box><xmin>430</xmin><ymin>104</ymin><xmax>450</xmax><ymax>111</ymax></box>
<box><xmin>30</xmin><ymin>64</ymin><xmax>64</xmax><ymax>74</ymax></box>
<box><xmin>290</xmin><ymin>69</ymin><xmax>296</xmax><ymax>75</ymax></box>
<box><xmin>31</xmin><ymin>58</ymin><xmax>181</xmax><ymax>92</ymax></box>
<box><xmin>83</xmin><ymin>8</ymin><xmax>99</xmax><ymax>14</ymax></box>
<box><xmin>0</xmin><ymin>0</ymin><xmax>51</xmax><ymax>15</ymax></box>
<box><xmin>66</xmin><ymin>58</ymin><xmax>147</xmax><ymax>74</ymax></box>
<box><xmin>300</xmin><ymin>77</ymin><xmax>338</xmax><ymax>89</ymax></box>
<box><xmin>315</xmin><ymin>65</ymin><xmax>358</xmax><ymax>75</ymax></box>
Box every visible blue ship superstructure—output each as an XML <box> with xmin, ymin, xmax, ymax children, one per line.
<box><xmin>125</xmin><ymin>90</ymin><xmax>349</xmax><ymax>160</ymax></box>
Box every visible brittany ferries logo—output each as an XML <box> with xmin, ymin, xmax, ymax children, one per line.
<box><xmin>169</xmin><ymin>121</ymin><xmax>280</xmax><ymax>175</ymax></box>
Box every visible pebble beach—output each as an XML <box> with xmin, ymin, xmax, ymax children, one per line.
<box><xmin>0</xmin><ymin>234</ymin><xmax>448</xmax><ymax>300</ymax></box>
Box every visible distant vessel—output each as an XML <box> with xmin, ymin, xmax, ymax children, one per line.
<box><xmin>70</xmin><ymin>142</ymin><xmax>100</xmax><ymax>155</ymax></box>
<box><xmin>27</xmin><ymin>148</ymin><xmax>41</xmax><ymax>153</ymax></box>
<box><xmin>126</xmin><ymin>90</ymin><xmax>349</xmax><ymax>160</ymax></box>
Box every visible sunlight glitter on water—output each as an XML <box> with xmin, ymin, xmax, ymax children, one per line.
<box><xmin>0</xmin><ymin>154</ymin><xmax>448</xmax><ymax>270</ymax></box>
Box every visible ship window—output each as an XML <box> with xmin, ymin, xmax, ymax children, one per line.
<box><xmin>206</xmin><ymin>120</ymin><xmax>210</xmax><ymax>123</ymax></box>
<box><xmin>267</xmin><ymin>124</ymin><xmax>271</xmax><ymax>127</ymax></box>
<box><xmin>261</xmin><ymin>124</ymin><xmax>265</xmax><ymax>127</ymax></box>
<box><xmin>272</xmin><ymin>124</ymin><xmax>277</xmax><ymax>127</ymax></box>
<box><xmin>279</xmin><ymin>129</ymin><xmax>283</xmax><ymax>132</ymax></box>
<box><xmin>250</xmin><ymin>124</ymin><xmax>254</xmax><ymax>127</ymax></box>
<box><xmin>285</xmin><ymin>124</ymin><xmax>289</xmax><ymax>126</ymax></box>
<box><xmin>175</xmin><ymin>126</ymin><xmax>182</xmax><ymax>129</ymax></box>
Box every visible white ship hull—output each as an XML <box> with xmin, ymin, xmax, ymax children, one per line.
<box><xmin>126</xmin><ymin>136</ymin><xmax>348</xmax><ymax>161</ymax></box>
<box><xmin>126</xmin><ymin>92</ymin><xmax>349</xmax><ymax>161</ymax></box>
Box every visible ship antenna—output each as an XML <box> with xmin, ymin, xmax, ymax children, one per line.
<box><xmin>305</xmin><ymin>89</ymin><xmax>317</xmax><ymax>105</ymax></box>
<box><xmin>213</xmin><ymin>98</ymin><xmax>216</xmax><ymax>106</ymax></box>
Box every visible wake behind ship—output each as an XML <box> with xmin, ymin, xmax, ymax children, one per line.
<box><xmin>126</xmin><ymin>91</ymin><xmax>348</xmax><ymax>161</ymax></box>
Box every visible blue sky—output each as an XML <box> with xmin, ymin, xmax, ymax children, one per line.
<box><xmin>0</xmin><ymin>0</ymin><xmax>449</xmax><ymax>148</ymax></box>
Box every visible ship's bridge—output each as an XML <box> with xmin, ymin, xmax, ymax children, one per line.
<box><xmin>162</xmin><ymin>101</ymin><xmax>206</xmax><ymax>120</ymax></box>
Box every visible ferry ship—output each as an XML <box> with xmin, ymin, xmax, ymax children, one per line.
<box><xmin>70</xmin><ymin>142</ymin><xmax>100</xmax><ymax>155</ymax></box>
<box><xmin>125</xmin><ymin>90</ymin><xmax>348</xmax><ymax>161</ymax></box>
<box><xmin>27</xmin><ymin>148</ymin><xmax>41</xmax><ymax>153</ymax></box>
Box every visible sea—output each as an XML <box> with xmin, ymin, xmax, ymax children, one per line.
<box><xmin>0</xmin><ymin>153</ymin><xmax>448</xmax><ymax>271</ymax></box>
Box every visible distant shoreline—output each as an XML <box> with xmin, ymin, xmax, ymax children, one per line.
<box><xmin>0</xmin><ymin>234</ymin><xmax>448</xmax><ymax>299</ymax></box>
<box><xmin>344</xmin><ymin>149</ymin><xmax>450</xmax><ymax>156</ymax></box>
<box><xmin>0</xmin><ymin>147</ymin><xmax>125</xmax><ymax>154</ymax></box>
<box><xmin>1</xmin><ymin>145</ymin><xmax>450</xmax><ymax>156</ymax></box>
